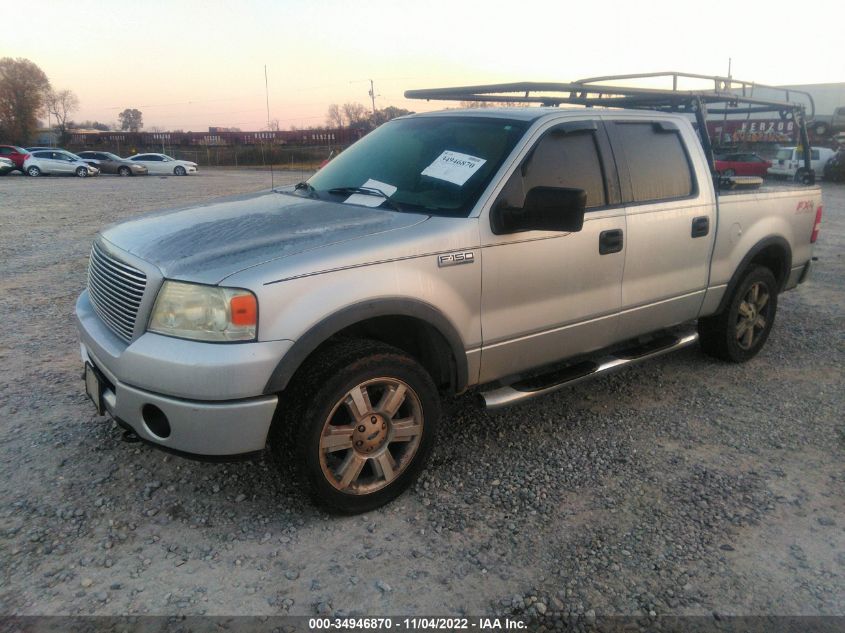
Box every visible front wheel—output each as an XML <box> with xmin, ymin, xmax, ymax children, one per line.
<box><xmin>272</xmin><ymin>339</ymin><xmax>440</xmax><ymax>514</ymax></box>
<box><xmin>174</xmin><ymin>166</ymin><xmax>186</xmax><ymax>176</ymax></box>
<box><xmin>76</xmin><ymin>166</ymin><xmax>89</xmax><ymax>178</ymax></box>
<box><xmin>118</xmin><ymin>166</ymin><xmax>131</xmax><ymax>176</ymax></box>
<box><xmin>27</xmin><ymin>166</ymin><xmax>41</xmax><ymax>177</ymax></box>
<box><xmin>698</xmin><ymin>265</ymin><xmax>778</xmax><ymax>362</ymax></box>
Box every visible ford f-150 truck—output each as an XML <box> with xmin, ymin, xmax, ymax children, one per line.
<box><xmin>76</xmin><ymin>76</ymin><xmax>823</xmax><ymax>513</ymax></box>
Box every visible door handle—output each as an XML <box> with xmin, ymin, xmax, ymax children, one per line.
<box><xmin>691</xmin><ymin>216</ymin><xmax>710</xmax><ymax>238</ymax></box>
<box><xmin>599</xmin><ymin>229</ymin><xmax>624</xmax><ymax>255</ymax></box>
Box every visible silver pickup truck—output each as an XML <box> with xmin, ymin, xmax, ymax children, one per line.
<box><xmin>76</xmin><ymin>79</ymin><xmax>823</xmax><ymax>513</ymax></box>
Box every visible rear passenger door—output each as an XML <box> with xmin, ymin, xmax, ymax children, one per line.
<box><xmin>605</xmin><ymin>117</ymin><xmax>716</xmax><ymax>339</ymax></box>
<box><xmin>479</xmin><ymin>119</ymin><xmax>626</xmax><ymax>383</ymax></box>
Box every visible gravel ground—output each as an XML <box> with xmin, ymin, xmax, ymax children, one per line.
<box><xmin>0</xmin><ymin>170</ymin><xmax>842</xmax><ymax>624</ymax></box>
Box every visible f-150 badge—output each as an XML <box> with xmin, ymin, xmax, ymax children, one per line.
<box><xmin>438</xmin><ymin>251</ymin><xmax>475</xmax><ymax>267</ymax></box>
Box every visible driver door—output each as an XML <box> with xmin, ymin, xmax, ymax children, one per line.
<box><xmin>479</xmin><ymin>120</ymin><xmax>626</xmax><ymax>383</ymax></box>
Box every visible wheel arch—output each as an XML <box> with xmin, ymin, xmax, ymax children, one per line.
<box><xmin>716</xmin><ymin>236</ymin><xmax>792</xmax><ymax>314</ymax></box>
<box><xmin>264</xmin><ymin>298</ymin><xmax>469</xmax><ymax>396</ymax></box>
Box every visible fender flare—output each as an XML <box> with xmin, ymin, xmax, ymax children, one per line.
<box><xmin>716</xmin><ymin>236</ymin><xmax>792</xmax><ymax>315</ymax></box>
<box><xmin>263</xmin><ymin>298</ymin><xmax>469</xmax><ymax>394</ymax></box>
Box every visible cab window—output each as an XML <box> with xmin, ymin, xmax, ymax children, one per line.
<box><xmin>498</xmin><ymin>130</ymin><xmax>608</xmax><ymax>210</ymax></box>
<box><xmin>612</xmin><ymin>121</ymin><xmax>695</xmax><ymax>203</ymax></box>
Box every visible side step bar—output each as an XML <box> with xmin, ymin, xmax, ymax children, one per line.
<box><xmin>481</xmin><ymin>331</ymin><xmax>699</xmax><ymax>410</ymax></box>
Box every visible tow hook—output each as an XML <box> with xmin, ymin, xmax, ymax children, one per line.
<box><xmin>121</xmin><ymin>430</ymin><xmax>140</xmax><ymax>443</ymax></box>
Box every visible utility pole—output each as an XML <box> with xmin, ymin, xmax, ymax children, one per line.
<box><xmin>368</xmin><ymin>79</ymin><xmax>377</xmax><ymax>114</ymax></box>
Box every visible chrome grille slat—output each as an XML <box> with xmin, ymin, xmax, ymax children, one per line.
<box><xmin>87</xmin><ymin>242</ymin><xmax>147</xmax><ymax>342</ymax></box>
<box><xmin>87</xmin><ymin>282</ymin><xmax>140</xmax><ymax>326</ymax></box>
<box><xmin>91</xmin><ymin>241</ymin><xmax>146</xmax><ymax>278</ymax></box>
<box><xmin>89</xmin><ymin>258</ymin><xmax>146</xmax><ymax>292</ymax></box>
<box><xmin>88</xmin><ymin>267</ymin><xmax>143</xmax><ymax>307</ymax></box>
<box><xmin>87</xmin><ymin>281</ymin><xmax>139</xmax><ymax>329</ymax></box>
<box><xmin>90</xmin><ymin>246</ymin><xmax>146</xmax><ymax>286</ymax></box>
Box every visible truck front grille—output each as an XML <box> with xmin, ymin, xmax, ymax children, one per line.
<box><xmin>87</xmin><ymin>241</ymin><xmax>147</xmax><ymax>342</ymax></box>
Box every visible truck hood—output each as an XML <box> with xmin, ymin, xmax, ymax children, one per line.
<box><xmin>100</xmin><ymin>191</ymin><xmax>429</xmax><ymax>284</ymax></box>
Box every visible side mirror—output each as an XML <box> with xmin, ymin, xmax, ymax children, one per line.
<box><xmin>492</xmin><ymin>186</ymin><xmax>587</xmax><ymax>234</ymax></box>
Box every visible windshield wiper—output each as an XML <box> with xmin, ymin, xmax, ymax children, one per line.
<box><xmin>327</xmin><ymin>186</ymin><xmax>404</xmax><ymax>212</ymax></box>
<box><xmin>292</xmin><ymin>181</ymin><xmax>318</xmax><ymax>198</ymax></box>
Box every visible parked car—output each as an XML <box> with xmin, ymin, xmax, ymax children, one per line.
<box><xmin>768</xmin><ymin>146</ymin><xmax>836</xmax><ymax>179</ymax></box>
<box><xmin>714</xmin><ymin>152</ymin><xmax>771</xmax><ymax>177</ymax></box>
<box><xmin>0</xmin><ymin>156</ymin><xmax>16</xmax><ymax>176</ymax></box>
<box><xmin>126</xmin><ymin>153</ymin><xmax>197</xmax><ymax>176</ymax></box>
<box><xmin>77</xmin><ymin>151</ymin><xmax>148</xmax><ymax>176</ymax></box>
<box><xmin>24</xmin><ymin>150</ymin><xmax>100</xmax><ymax>177</ymax></box>
<box><xmin>76</xmin><ymin>99</ymin><xmax>821</xmax><ymax>513</ymax></box>
<box><xmin>0</xmin><ymin>145</ymin><xmax>31</xmax><ymax>172</ymax></box>
<box><xmin>823</xmin><ymin>149</ymin><xmax>845</xmax><ymax>182</ymax></box>
<box><xmin>809</xmin><ymin>106</ymin><xmax>845</xmax><ymax>137</ymax></box>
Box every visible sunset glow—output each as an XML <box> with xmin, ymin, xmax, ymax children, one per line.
<box><xmin>3</xmin><ymin>0</ymin><xmax>842</xmax><ymax>131</ymax></box>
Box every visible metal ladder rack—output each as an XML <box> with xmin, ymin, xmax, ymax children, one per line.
<box><xmin>404</xmin><ymin>71</ymin><xmax>816</xmax><ymax>183</ymax></box>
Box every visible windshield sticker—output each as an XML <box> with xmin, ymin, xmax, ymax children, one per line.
<box><xmin>421</xmin><ymin>151</ymin><xmax>487</xmax><ymax>186</ymax></box>
<box><xmin>344</xmin><ymin>178</ymin><xmax>398</xmax><ymax>207</ymax></box>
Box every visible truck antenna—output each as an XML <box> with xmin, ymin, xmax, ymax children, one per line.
<box><xmin>265</xmin><ymin>64</ymin><xmax>274</xmax><ymax>189</ymax></box>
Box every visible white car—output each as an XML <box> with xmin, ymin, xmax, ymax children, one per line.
<box><xmin>126</xmin><ymin>153</ymin><xmax>198</xmax><ymax>176</ymax></box>
<box><xmin>768</xmin><ymin>146</ymin><xmax>835</xmax><ymax>179</ymax></box>
<box><xmin>23</xmin><ymin>150</ymin><xmax>100</xmax><ymax>177</ymax></box>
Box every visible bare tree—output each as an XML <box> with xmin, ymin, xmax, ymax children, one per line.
<box><xmin>342</xmin><ymin>102</ymin><xmax>369</xmax><ymax>128</ymax></box>
<box><xmin>370</xmin><ymin>106</ymin><xmax>412</xmax><ymax>126</ymax></box>
<box><xmin>0</xmin><ymin>57</ymin><xmax>51</xmax><ymax>144</ymax></box>
<box><xmin>326</xmin><ymin>104</ymin><xmax>344</xmax><ymax>128</ymax></box>
<box><xmin>459</xmin><ymin>100</ymin><xmax>518</xmax><ymax>109</ymax></box>
<box><xmin>267</xmin><ymin>119</ymin><xmax>280</xmax><ymax>131</ymax></box>
<box><xmin>78</xmin><ymin>120</ymin><xmax>111</xmax><ymax>131</ymax></box>
<box><xmin>46</xmin><ymin>88</ymin><xmax>79</xmax><ymax>144</ymax></box>
<box><xmin>118</xmin><ymin>108</ymin><xmax>143</xmax><ymax>132</ymax></box>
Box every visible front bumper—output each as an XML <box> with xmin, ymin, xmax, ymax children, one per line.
<box><xmin>76</xmin><ymin>291</ymin><xmax>289</xmax><ymax>456</ymax></box>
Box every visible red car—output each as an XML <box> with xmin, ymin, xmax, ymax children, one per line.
<box><xmin>714</xmin><ymin>152</ymin><xmax>772</xmax><ymax>177</ymax></box>
<box><xmin>0</xmin><ymin>145</ymin><xmax>31</xmax><ymax>173</ymax></box>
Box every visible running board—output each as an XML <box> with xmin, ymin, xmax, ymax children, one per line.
<box><xmin>481</xmin><ymin>331</ymin><xmax>699</xmax><ymax>410</ymax></box>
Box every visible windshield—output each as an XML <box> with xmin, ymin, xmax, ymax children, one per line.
<box><xmin>304</xmin><ymin>116</ymin><xmax>528</xmax><ymax>216</ymax></box>
<box><xmin>776</xmin><ymin>149</ymin><xmax>793</xmax><ymax>160</ymax></box>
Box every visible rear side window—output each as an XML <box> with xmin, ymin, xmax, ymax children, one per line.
<box><xmin>34</xmin><ymin>151</ymin><xmax>51</xmax><ymax>158</ymax></box>
<box><xmin>503</xmin><ymin>131</ymin><xmax>607</xmax><ymax>209</ymax></box>
<box><xmin>614</xmin><ymin>122</ymin><xmax>694</xmax><ymax>203</ymax></box>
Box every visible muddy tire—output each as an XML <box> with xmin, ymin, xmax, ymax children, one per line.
<box><xmin>271</xmin><ymin>339</ymin><xmax>440</xmax><ymax>514</ymax></box>
<box><xmin>698</xmin><ymin>265</ymin><xmax>778</xmax><ymax>363</ymax></box>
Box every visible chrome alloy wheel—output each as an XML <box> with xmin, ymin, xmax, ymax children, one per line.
<box><xmin>735</xmin><ymin>281</ymin><xmax>770</xmax><ymax>350</ymax></box>
<box><xmin>319</xmin><ymin>378</ymin><xmax>423</xmax><ymax>495</ymax></box>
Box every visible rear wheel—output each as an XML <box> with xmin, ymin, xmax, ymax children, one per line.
<box><xmin>118</xmin><ymin>166</ymin><xmax>131</xmax><ymax>176</ymax></box>
<box><xmin>272</xmin><ymin>339</ymin><xmax>440</xmax><ymax>514</ymax></box>
<box><xmin>812</xmin><ymin>122</ymin><xmax>829</xmax><ymax>137</ymax></box>
<box><xmin>27</xmin><ymin>166</ymin><xmax>41</xmax><ymax>177</ymax></box>
<box><xmin>174</xmin><ymin>166</ymin><xmax>186</xmax><ymax>176</ymax></box>
<box><xmin>698</xmin><ymin>265</ymin><xmax>778</xmax><ymax>362</ymax></box>
<box><xmin>76</xmin><ymin>166</ymin><xmax>89</xmax><ymax>178</ymax></box>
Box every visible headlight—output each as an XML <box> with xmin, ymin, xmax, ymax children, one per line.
<box><xmin>148</xmin><ymin>281</ymin><xmax>257</xmax><ymax>342</ymax></box>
